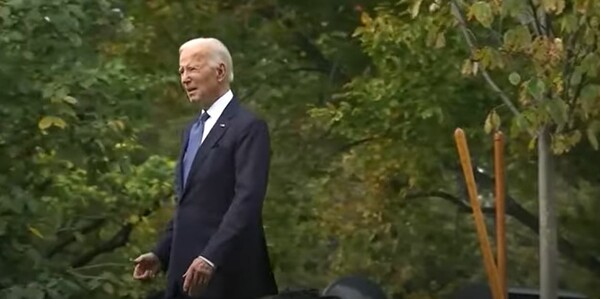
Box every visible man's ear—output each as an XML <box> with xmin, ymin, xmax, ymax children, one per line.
<box><xmin>216</xmin><ymin>63</ymin><xmax>227</xmax><ymax>82</ymax></box>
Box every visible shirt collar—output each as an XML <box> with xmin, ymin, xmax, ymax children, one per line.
<box><xmin>203</xmin><ymin>89</ymin><xmax>233</xmax><ymax>120</ymax></box>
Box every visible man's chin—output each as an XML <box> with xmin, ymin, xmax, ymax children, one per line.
<box><xmin>187</xmin><ymin>96</ymin><xmax>209</xmax><ymax>108</ymax></box>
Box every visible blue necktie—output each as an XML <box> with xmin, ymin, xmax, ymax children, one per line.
<box><xmin>183</xmin><ymin>112</ymin><xmax>210</xmax><ymax>186</ymax></box>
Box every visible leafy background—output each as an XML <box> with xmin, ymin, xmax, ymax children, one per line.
<box><xmin>1</xmin><ymin>0</ymin><xmax>599</xmax><ymax>298</ymax></box>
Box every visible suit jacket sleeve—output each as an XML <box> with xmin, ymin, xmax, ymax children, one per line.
<box><xmin>200</xmin><ymin>119</ymin><xmax>270</xmax><ymax>267</ymax></box>
<box><xmin>151</xmin><ymin>218</ymin><xmax>173</xmax><ymax>272</ymax></box>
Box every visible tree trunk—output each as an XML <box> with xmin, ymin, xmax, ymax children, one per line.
<box><xmin>538</xmin><ymin>126</ymin><xmax>558</xmax><ymax>299</ymax></box>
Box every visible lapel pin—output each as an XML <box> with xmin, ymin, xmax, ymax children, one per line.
<box><xmin>219</xmin><ymin>123</ymin><xmax>226</xmax><ymax>128</ymax></box>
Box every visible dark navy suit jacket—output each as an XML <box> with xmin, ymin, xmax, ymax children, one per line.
<box><xmin>152</xmin><ymin>98</ymin><xmax>278</xmax><ymax>299</ymax></box>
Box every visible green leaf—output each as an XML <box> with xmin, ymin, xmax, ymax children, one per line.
<box><xmin>38</xmin><ymin>116</ymin><xmax>67</xmax><ymax>130</ymax></box>
<box><xmin>501</xmin><ymin>0</ymin><xmax>528</xmax><ymax>17</ymax></box>
<box><xmin>42</xmin><ymin>84</ymin><xmax>57</xmax><ymax>99</ymax></box>
<box><xmin>0</xmin><ymin>221</ymin><xmax>6</xmax><ymax>236</ymax></box>
<box><xmin>580</xmin><ymin>84</ymin><xmax>600</xmax><ymax>118</ymax></box>
<box><xmin>474</xmin><ymin>47</ymin><xmax>504</xmax><ymax>69</ymax></box>
<box><xmin>570</xmin><ymin>69</ymin><xmax>583</xmax><ymax>86</ymax></box>
<box><xmin>0</xmin><ymin>7</ymin><xmax>10</xmax><ymax>22</ymax></box>
<box><xmin>102</xmin><ymin>283</ymin><xmax>114</xmax><ymax>294</ymax></box>
<box><xmin>7</xmin><ymin>0</ymin><xmax>24</xmax><ymax>7</ymax></box>
<box><xmin>542</xmin><ymin>0</ymin><xmax>566</xmax><ymax>14</ymax></box>
<box><xmin>470</xmin><ymin>2</ymin><xmax>494</xmax><ymax>28</ymax></box>
<box><xmin>28</xmin><ymin>226</ymin><xmax>44</xmax><ymax>239</ymax></box>
<box><xmin>74</xmin><ymin>231</ymin><xmax>86</xmax><ymax>242</ymax></box>
<box><xmin>560</xmin><ymin>13</ymin><xmax>578</xmax><ymax>33</ymax></box>
<box><xmin>528</xmin><ymin>135</ymin><xmax>538</xmax><ymax>150</ymax></box>
<box><xmin>585</xmin><ymin>121</ymin><xmax>600</xmax><ymax>150</ymax></box>
<box><xmin>435</xmin><ymin>33</ymin><xmax>446</xmax><ymax>48</ymax></box>
<box><xmin>14</xmin><ymin>287</ymin><xmax>45</xmax><ymax>299</ymax></box>
<box><xmin>586</xmin><ymin>121</ymin><xmax>600</xmax><ymax>150</ymax></box>
<box><xmin>63</xmin><ymin>96</ymin><xmax>78</xmax><ymax>104</ymax></box>
<box><xmin>552</xmin><ymin>130</ymin><xmax>581</xmax><ymax>154</ymax></box>
<box><xmin>128</xmin><ymin>215</ymin><xmax>140</xmax><ymax>224</ymax></box>
<box><xmin>410</xmin><ymin>0</ymin><xmax>423</xmax><ymax>18</ymax></box>
<box><xmin>484</xmin><ymin>110</ymin><xmax>501</xmax><ymax>133</ymax></box>
<box><xmin>60</xmin><ymin>279</ymin><xmax>81</xmax><ymax>293</ymax></box>
<box><xmin>46</xmin><ymin>288</ymin><xmax>62</xmax><ymax>299</ymax></box>
<box><xmin>7</xmin><ymin>30</ymin><xmax>23</xmax><ymax>41</ymax></box>
<box><xmin>526</xmin><ymin>78</ymin><xmax>546</xmax><ymax>100</ymax></box>
<box><xmin>579</xmin><ymin>53</ymin><xmax>600</xmax><ymax>77</ymax></box>
<box><xmin>546</xmin><ymin>99</ymin><xmax>568</xmax><ymax>128</ymax></box>
<box><xmin>30</xmin><ymin>288</ymin><xmax>45</xmax><ymax>299</ymax></box>
<box><xmin>461</xmin><ymin>59</ymin><xmax>474</xmax><ymax>75</ymax></box>
<box><xmin>509</xmin><ymin>72</ymin><xmax>521</xmax><ymax>85</ymax></box>
<box><xmin>503</xmin><ymin>26</ymin><xmax>532</xmax><ymax>51</ymax></box>
<box><xmin>360</xmin><ymin>12</ymin><xmax>372</xmax><ymax>26</ymax></box>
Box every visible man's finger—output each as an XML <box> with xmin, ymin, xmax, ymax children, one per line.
<box><xmin>182</xmin><ymin>270</ymin><xmax>190</xmax><ymax>292</ymax></box>
<box><xmin>133</xmin><ymin>269</ymin><xmax>148</xmax><ymax>280</ymax></box>
<box><xmin>198</xmin><ymin>270</ymin><xmax>208</xmax><ymax>286</ymax></box>
<box><xmin>133</xmin><ymin>266</ymin><xmax>143</xmax><ymax>278</ymax></box>
<box><xmin>186</xmin><ymin>273</ymin><xmax>198</xmax><ymax>297</ymax></box>
<box><xmin>141</xmin><ymin>270</ymin><xmax>152</xmax><ymax>279</ymax></box>
<box><xmin>190</xmin><ymin>269</ymin><xmax>200</xmax><ymax>290</ymax></box>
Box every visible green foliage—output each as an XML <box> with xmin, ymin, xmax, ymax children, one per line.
<box><xmin>0</xmin><ymin>0</ymin><xmax>172</xmax><ymax>298</ymax></box>
<box><xmin>2</xmin><ymin>0</ymin><xmax>600</xmax><ymax>298</ymax></box>
<box><xmin>309</xmin><ymin>0</ymin><xmax>600</xmax><ymax>297</ymax></box>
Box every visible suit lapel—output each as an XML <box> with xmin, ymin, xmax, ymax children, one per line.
<box><xmin>181</xmin><ymin>98</ymin><xmax>239</xmax><ymax>198</ymax></box>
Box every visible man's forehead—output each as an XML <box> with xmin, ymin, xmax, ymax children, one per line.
<box><xmin>179</xmin><ymin>48</ymin><xmax>208</xmax><ymax>64</ymax></box>
<box><xmin>181</xmin><ymin>41</ymin><xmax>211</xmax><ymax>56</ymax></box>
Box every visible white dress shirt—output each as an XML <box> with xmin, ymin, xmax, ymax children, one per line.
<box><xmin>201</xmin><ymin>89</ymin><xmax>233</xmax><ymax>143</ymax></box>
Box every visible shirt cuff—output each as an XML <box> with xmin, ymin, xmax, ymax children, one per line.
<box><xmin>198</xmin><ymin>255</ymin><xmax>215</xmax><ymax>268</ymax></box>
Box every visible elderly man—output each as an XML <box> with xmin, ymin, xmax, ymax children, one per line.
<box><xmin>132</xmin><ymin>37</ymin><xmax>278</xmax><ymax>299</ymax></box>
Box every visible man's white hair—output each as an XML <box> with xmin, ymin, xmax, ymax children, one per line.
<box><xmin>179</xmin><ymin>37</ymin><xmax>234</xmax><ymax>83</ymax></box>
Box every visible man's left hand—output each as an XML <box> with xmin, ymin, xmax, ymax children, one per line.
<box><xmin>182</xmin><ymin>257</ymin><xmax>214</xmax><ymax>297</ymax></box>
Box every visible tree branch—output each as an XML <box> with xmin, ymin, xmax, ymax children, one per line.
<box><xmin>449</xmin><ymin>1</ymin><xmax>522</xmax><ymax>118</ymax></box>
<box><xmin>288</xmin><ymin>67</ymin><xmax>329</xmax><ymax>73</ymax></box>
<box><xmin>406</xmin><ymin>188</ymin><xmax>600</xmax><ymax>278</ymax></box>
<box><xmin>473</xmin><ymin>170</ymin><xmax>600</xmax><ymax>277</ymax></box>
<box><xmin>527</xmin><ymin>0</ymin><xmax>544</xmax><ymax>37</ymax></box>
<box><xmin>70</xmin><ymin>223</ymin><xmax>133</xmax><ymax>268</ymax></box>
<box><xmin>406</xmin><ymin>191</ymin><xmax>495</xmax><ymax>214</ymax></box>
<box><xmin>254</xmin><ymin>5</ymin><xmax>351</xmax><ymax>84</ymax></box>
<box><xmin>567</xmin><ymin>26</ymin><xmax>596</xmax><ymax>120</ymax></box>
<box><xmin>335</xmin><ymin>136</ymin><xmax>380</xmax><ymax>154</ymax></box>
<box><xmin>563</xmin><ymin>25</ymin><xmax>583</xmax><ymax>105</ymax></box>
<box><xmin>46</xmin><ymin>218</ymin><xmax>106</xmax><ymax>258</ymax></box>
<box><xmin>68</xmin><ymin>193</ymin><xmax>171</xmax><ymax>267</ymax></box>
<box><xmin>238</xmin><ymin>85</ymin><xmax>261</xmax><ymax>103</ymax></box>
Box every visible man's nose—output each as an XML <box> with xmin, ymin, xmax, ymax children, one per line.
<box><xmin>181</xmin><ymin>73</ymin><xmax>190</xmax><ymax>84</ymax></box>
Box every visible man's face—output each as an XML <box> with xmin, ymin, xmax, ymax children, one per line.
<box><xmin>179</xmin><ymin>46</ymin><xmax>220</xmax><ymax>108</ymax></box>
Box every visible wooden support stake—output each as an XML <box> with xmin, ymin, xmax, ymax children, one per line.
<box><xmin>454</xmin><ymin>128</ymin><xmax>503</xmax><ymax>299</ymax></box>
<box><xmin>494</xmin><ymin>131</ymin><xmax>507</xmax><ymax>299</ymax></box>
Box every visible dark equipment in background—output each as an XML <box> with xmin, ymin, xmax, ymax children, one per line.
<box><xmin>321</xmin><ymin>276</ymin><xmax>388</xmax><ymax>299</ymax></box>
<box><xmin>257</xmin><ymin>275</ymin><xmax>387</xmax><ymax>299</ymax></box>
<box><xmin>259</xmin><ymin>288</ymin><xmax>336</xmax><ymax>299</ymax></box>
<box><xmin>449</xmin><ymin>282</ymin><xmax>588</xmax><ymax>299</ymax></box>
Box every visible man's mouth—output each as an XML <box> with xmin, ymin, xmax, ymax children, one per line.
<box><xmin>186</xmin><ymin>88</ymin><xmax>197</xmax><ymax>93</ymax></box>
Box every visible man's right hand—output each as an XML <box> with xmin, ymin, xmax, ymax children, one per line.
<box><xmin>132</xmin><ymin>252</ymin><xmax>161</xmax><ymax>281</ymax></box>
